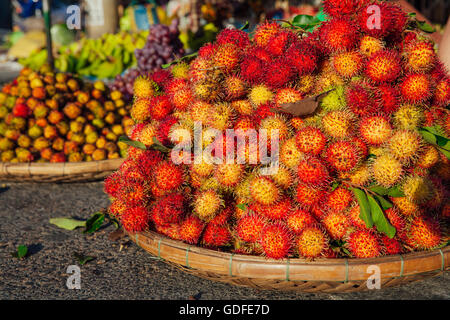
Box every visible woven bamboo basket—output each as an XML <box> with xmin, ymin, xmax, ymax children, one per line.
<box><xmin>128</xmin><ymin>230</ymin><xmax>449</xmax><ymax>293</ymax></box>
<box><xmin>0</xmin><ymin>158</ymin><xmax>124</xmax><ymax>183</ymax></box>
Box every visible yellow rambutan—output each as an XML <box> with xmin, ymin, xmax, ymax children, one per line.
<box><xmin>193</xmin><ymin>81</ymin><xmax>219</xmax><ymax>102</ymax></box>
<box><xmin>214</xmin><ymin>163</ymin><xmax>244</xmax><ymax>188</ymax></box>
<box><xmin>320</xmin><ymin>85</ymin><xmax>346</xmax><ymax>111</ymax></box>
<box><xmin>249</xmin><ymin>84</ymin><xmax>274</xmax><ymax>106</ymax></box>
<box><xmin>296</xmin><ymin>226</ymin><xmax>328</xmax><ymax>259</ymax></box>
<box><xmin>321</xmin><ymin>110</ymin><xmax>354</xmax><ymax>139</ymax></box>
<box><xmin>271</xmin><ymin>165</ymin><xmax>293</xmax><ymax>189</ymax></box>
<box><xmin>231</xmin><ymin>99</ymin><xmax>255</xmax><ymax>116</ymax></box>
<box><xmin>371</xmin><ymin>153</ymin><xmax>403</xmax><ymax>187</ymax></box>
<box><xmin>223</xmin><ymin>75</ymin><xmax>247</xmax><ymax>99</ymax></box>
<box><xmin>390</xmin><ymin>196</ymin><xmax>421</xmax><ymax>217</ymax></box>
<box><xmin>297</xmin><ymin>74</ymin><xmax>316</xmax><ymax>94</ymax></box>
<box><xmin>259</xmin><ymin>115</ymin><xmax>291</xmax><ymax>142</ymax></box>
<box><xmin>213</xmin><ymin>43</ymin><xmax>240</xmax><ymax>73</ymax></box>
<box><xmin>339</xmin><ymin>163</ymin><xmax>372</xmax><ymax>187</ymax></box>
<box><xmin>250</xmin><ymin>176</ymin><xmax>280</xmax><ymax>206</ymax></box>
<box><xmin>392</xmin><ymin>104</ymin><xmax>424</xmax><ymax>130</ymax></box>
<box><xmin>387</xmin><ymin>130</ymin><xmax>422</xmax><ymax>164</ymax></box>
<box><xmin>417</xmin><ymin>145</ymin><xmax>440</xmax><ymax>169</ymax></box>
<box><xmin>207</xmin><ymin>102</ymin><xmax>235</xmax><ymax>131</ymax></box>
<box><xmin>193</xmin><ymin>189</ymin><xmax>223</xmax><ymax>222</ymax></box>
<box><xmin>359</xmin><ymin>35</ymin><xmax>384</xmax><ymax>57</ymax></box>
<box><xmin>401</xmin><ymin>175</ymin><xmax>432</xmax><ymax>204</ymax></box>
<box><xmin>190</xmin><ymin>101</ymin><xmax>212</xmax><ymax>123</ymax></box>
<box><xmin>280</xmin><ymin>138</ymin><xmax>303</xmax><ymax>168</ymax></box>
<box><xmin>133</xmin><ymin>76</ymin><xmax>157</xmax><ymax>99</ymax></box>
<box><xmin>171</xmin><ymin>62</ymin><xmax>190</xmax><ymax>79</ymax></box>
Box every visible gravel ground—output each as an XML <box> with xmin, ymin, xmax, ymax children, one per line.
<box><xmin>0</xmin><ymin>182</ymin><xmax>448</xmax><ymax>300</ymax></box>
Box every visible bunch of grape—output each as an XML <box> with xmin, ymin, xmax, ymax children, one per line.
<box><xmin>110</xmin><ymin>68</ymin><xmax>143</xmax><ymax>102</ymax></box>
<box><xmin>110</xmin><ymin>20</ymin><xmax>185</xmax><ymax>101</ymax></box>
<box><xmin>135</xmin><ymin>20</ymin><xmax>185</xmax><ymax>73</ymax></box>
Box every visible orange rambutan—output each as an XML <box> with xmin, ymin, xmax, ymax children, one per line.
<box><xmin>131</xmin><ymin>98</ymin><xmax>151</xmax><ymax>123</ymax></box>
<box><xmin>120</xmin><ymin>206</ymin><xmax>150</xmax><ymax>233</ymax></box>
<box><xmin>385</xmin><ymin>207</ymin><xmax>407</xmax><ymax>234</ymax></box>
<box><xmin>250</xmin><ymin>197</ymin><xmax>293</xmax><ymax>221</ymax></box>
<box><xmin>275</xmin><ymin>88</ymin><xmax>303</xmax><ymax>106</ymax></box>
<box><xmin>359</xmin><ymin>114</ymin><xmax>393</xmax><ymax>145</ymax></box>
<box><xmin>188</xmin><ymin>57</ymin><xmax>211</xmax><ymax>83</ymax></box>
<box><xmin>286</xmin><ymin>208</ymin><xmax>316</xmax><ymax>234</ymax></box>
<box><xmin>365</xmin><ymin>50</ymin><xmax>402</xmax><ymax>83</ymax></box>
<box><xmin>326</xmin><ymin>140</ymin><xmax>361</xmax><ymax>172</ymax></box>
<box><xmin>295</xmin><ymin>183</ymin><xmax>324</xmax><ymax>209</ymax></box>
<box><xmin>326</xmin><ymin>187</ymin><xmax>353</xmax><ymax>213</ymax></box>
<box><xmin>253</xmin><ymin>21</ymin><xmax>282</xmax><ymax>47</ymax></box>
<box><xmin>259</xmin><ymin>223</ymin><xmax>292</xmax><ymax>259</ymax></box>
<box><xmin>359</xmin><ymin>35</ymin><xmax>384</xmax><ymax>57</ymax></box>
<box><xmin>237</xmin><ymin>214</ymin><xmax>266</xmax><ymax>243</ymax></box>
<box><xmin>347</xmin><ymin>230</ymin><xmax>381</xmax><ymax>258</ymax></box>
<box><xmin>202</xmin><ymin>223</ymin><xmax>231</xmax><ymax>247</ymax></box>
<box><xmin>149</xmin><ymin>95</ymin><xmax>172</xmax><ymax>121</ymax></box>
<box><xmin>213</xmin><ymin>43</ymin><xmax>241</xmax><ymax>74</ymax></box>
<box><xmin>297</xmin><ymin>156</ymin><xmax>330</xmax><ymax>186</ymax></box>
<box><xmin>318</xmin><ymin>18</ymin><xmax>359</xmax><ymax>53</ymax></box>
<box><xmin>295</xmin><ymin>126</ymin><xmax>327</xmax><ymax>156</ymax></box>
<box><xmin>118</xmin><ymin>180</ymin><xmax>149</xmax><ymax>207</ymax></box>
<box><xmin>153</xmin><ymin>161</ymin><xmax>184</xmax><ymax>191</ymax></box>
<box><xmin>214</xmin><ymin>163</ymin><xmax>244</xmax><ymax>188</ymax></box>
<box><xmin>216</xmin><ymin>28</ymin><xmax>250</xmax><ymax>48</ymax></box>
<box><xmin>322</xmin><ymin>211</ymin><xmax>350</xmax><ymax>240</ymax></box>
<box><xmin>223</xmin><ymin>75</ymin><xmax>247</xmax><ymax>99</ymax></box>
<box><xmin>108</xmin><ymin>199</ymin><xmax>127</xmax><ymax>218</ymax></box>
<box><xmin>433</xmin><ymin>77</ymin><xmax>450</xmax><ymax>107</ymax></box>
<box><xmin>296</xmin><ymin>226</ymin><xmax>328</xmax><ymax>259</ymax></box>
<box><xmin>406</xmin><ymin>216</ymin><xmax>442</xmax><ymax>250</ymax></box>
<box><xmin>403</xmin><ymin>40</ymin><xmax>436</xmax><ymax>73</ymax></box>
<box><xmin>379</xmin><ymin>235</ymin><xmax>403</xmax><ymax>255</ymax></box>
<box><xmin>399</xmin><ymin>73</ymin><xmax>433</xmax><ymax>104</ymax></box>
<box><xmin>347</xmin><ymin>204</ymin><xmax>369</xmax><ymax>229</ymax></box>
<box><xmin>332</xmin><ymin>51</ymin><xmax>364</xmax><ymax>78</ymax></box>
<box><xmin>390</xmin><ymin>196</ymin><xmax>421</xmax><ymax>217</ymax></box>
<box><xmin>321</xmin><ymin>110</ymin><xmax>354</xmax><ymax>139</ymax></box>
<box><xmin>170</xmin><ymin>87</ymin><xmax>194</xmax><ymax>111</ymax></box>
<box><xmin>179</xmin><ymin>215</ymin><xmax>205</xmax><ymax>244</ymax></box>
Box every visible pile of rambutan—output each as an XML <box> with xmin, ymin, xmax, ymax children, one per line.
<box><xmin>104</xmin><ymin>0</ymin><xmax>449</xmax><ymax>260</ymax></box>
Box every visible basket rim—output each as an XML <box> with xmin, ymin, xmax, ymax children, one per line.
<box><xmin>0</xmin><ymin>158</ymin><xmax>124</xmax><ymax>182</ymax></box>
<box><xmin>129</xmin><ymin>229</ymin><xmax>449</xmax><ymax>284</ymax></box>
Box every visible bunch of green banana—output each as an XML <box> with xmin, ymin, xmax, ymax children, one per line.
<box><xmin>20</xmin><ymin>30</ymin><xmax>148</xmax><ymax>80</ymax></box>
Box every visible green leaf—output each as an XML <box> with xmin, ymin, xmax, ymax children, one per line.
<box><xmin>438</xmin><ymin>147</ymin><xmax>450</xmax><ymax>160</ymax></box>
<box><xmin>236</xmin><ymin>203</ymin><xmax>248</xmax><ymax>211</ymax></box>
<box><xmin>416</xmin><ymin>20</ymin><xmax>435</xmax><ymax>33</ymax></box>
<box><xmin>162</xmin><ymin>52</ymin><xmax>199</xmax><ymax>69</ymax></box>
<box><xmin>84</xmin><ymin>212</ymin><xmax>105</xmax><ymax>234</ymax></box>
<box><xmin>373</xmin><ymin>194</ymin><xmax>393</xmax><ymax>211</ymax></box>
<box><xmin>369</xmin><ymin>185</ymin><xmax>405</xmax><ymax>197</ymax></box>
<box><xmin>351</xmin><ymin>188</ymin><xmax>373</xmax><ymax>228</ymax></box>
<box><xmin>292</xmin><ymin>15</ymin><xmax>321</xmax><ymax>31</ymax></box>
<box><xmin>149</xmin><ymin>137</ymin><xmax>171</xmax><ymax>153</ymax></box>
<box><xmin>239</xmin><ymin>21</ymin><xmax>249</xmax><ymax>31</ymax></box>
<box><xmin>419</xmin><ymin>127</ymin><xmax>450</xmax><ymax>155</ymax></box>
<box><xmin>331</xmin><ymin>182</ymin><xmax>340</xmax><ymax>191</ymax></box>
<box><xmin>408</xmin><ymin>13</ymin><xmax>417</xmax><ymax>17</ymax></box>
<box><xmin>50</xmin><ymin>217</ymin><xmax>86</xmax><ymax>230</ymax></box>
<box><xmin>316</xmin><ymin>7</ymin><xmax>327</xmax><ymax>22</ymax></box>
<box><xmin>73</xmin><ymin>252</ymin><xmax>95</xmax><ymax>265</ymax></box>
<box><xmin>11</xmin><ymin>245</ymin><xmax>28</xmax><ymax>259</ymax></box>
<box><xmin>367</xmin><ymin>195</ymin><xmax>396</xmax><ymax>239</ymax></box>
<box><xmin>118</xmin><ymin>136</ymin><xmax>146</xmax><ymax>150</ymax></box>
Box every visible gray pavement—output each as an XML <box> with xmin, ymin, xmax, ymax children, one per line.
<box><xmin>0</xmin><ymin>182</ymin><xmax>448</xmax><ymax>300</ymax></box>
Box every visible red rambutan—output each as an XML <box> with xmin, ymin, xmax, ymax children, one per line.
<box><xmin>377</xmin><ymin>84</ymin><xmax>400</xmax><ymax>114</ymax></box>
<box><xmin>254</xmin><ymin>21</ymin><xmax>282</xmax><ymax>47</ymax></box>
<box><xmin>240</xmin><ymin>56</ymin><xmax>266</xmax><ymax>84</ymax></box>
<box><xmin>318</xmin><ymin>18</ymin><xmax>359</xmax><ymax>53</ymax></box>
<box><xmin>264</xmin><ymin>59</ymin><xmax>294</xmax><ymax>89</ymax></box>
<box><xmin>120</xmin><ymin>206</ymin><xmax>150</xmax><ymax>233</ymax></box>
<box><xmin>250</xmin><ymin>197</ymin><xmax>293</xmax><ymax>221</ymax></box>
<box><xmin>149</xmin><ymin>95</ymin><xmax>172</xmax><ymax>120</ymax></box>
<box><xmin>347</xmin><ymin>230</ymin><xmax>381</xmax><ymax>258</ymax></box>
<box><xmin>295</xmin><ymin>126</ymin><xmax>327</xmax><ymax>156</ymax></box>
<box><xmin>295</xmin><ymin>183</ymin><xmax>324</xmax><ymax>209</ymax></box>
<box><xmin>202</xmin><ymin>223</ymin><xmax>231</xmax><ymax>247</ymax></box>
<box><xmin>365</xmin><ymin>50</ymin><xmax>402</xmax><ymax>83</ymax></box>
<box><xmin>322</xmin><ymin>211</ymin><xmax>350</xmax><ymax>240</ymax></box>
<box><xmin>153</xmin><ymin>161</ymin><xmax>184</xmax><ymax>191</ymax></box>
<box><xmin>297</xmin><ymin>156</ymin><xmax>330</xmax><ymax>186</ymax></box>
<box><xmin>259</xmin><ymin>223</ymin><xmax>292</xmax><ymax>259</ymax></box>
<box><xmin>151</xmin><ymin>192</ymin><xmax>185</xmax><ymax>226</ymax></box>
<box><xmin>323</xmin><ymin>0</ymin><xmax>363</xmax><ymax>17</ymax></box>
<box><xmin>325</xmin><ymin>140</ymin><xmax>361</xmax><ymax>172</ymax></box>
<box><xmin>104</xmin><ymin>171</ymin><xmax>122</xmax><ymax>198</ymax></box>
<box><xmin>399</xmin><ymin>73</ymin><xmax>433</xmax><ymax>104</ymax></box>
<box><xmin>237</xmin><ymin>214</ymin><xmax>266</xmax><ymax>243</ymax></box>
<box><xmin>286</xmin><ymin>208</ymin><xmax>317</xmax><ymax>234</ymax></box>
<box><xmin>345</xmin><ymin>81</ymin><xmax>378</xmax><ymax>116</ymax></box>
<box><xmin>216</xmin><ymin>28</ymin><xmax>250</xmax><ymax>49</ymax></box>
